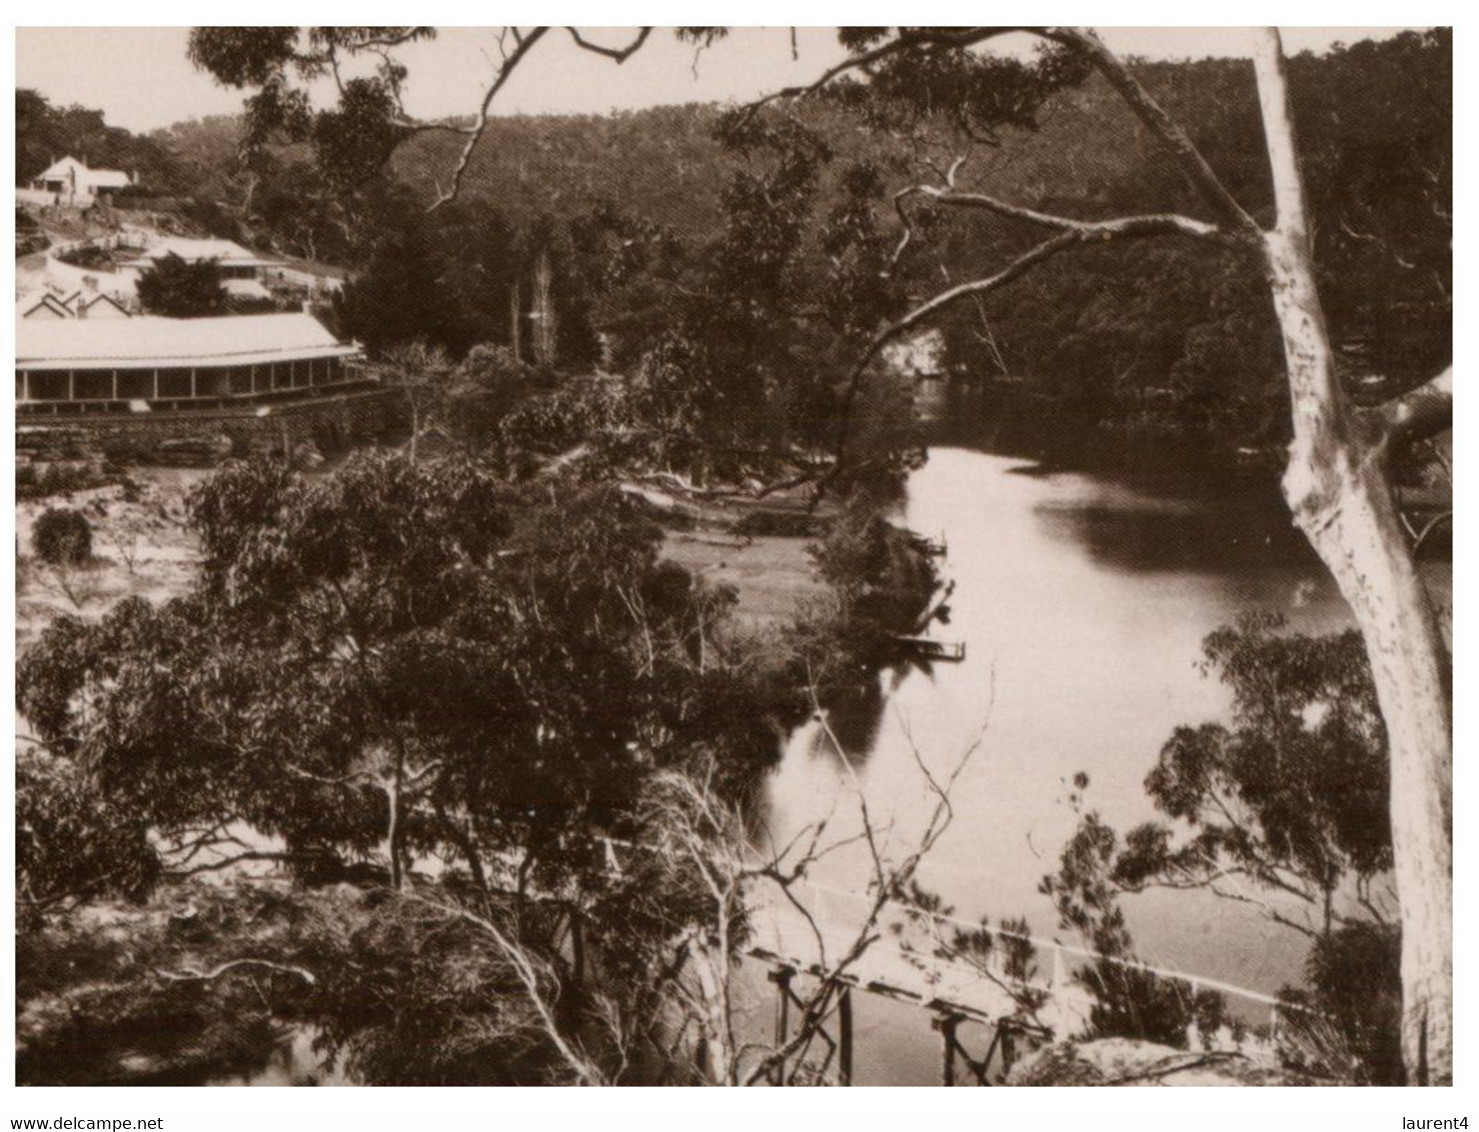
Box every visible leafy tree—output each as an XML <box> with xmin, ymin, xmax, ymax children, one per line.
<box><xmin>335</xmin><ymin>195</ymin><xmax>473</xmax><ymax>353</ymax></box>
<box><xmin>14</xmin><ymin>452</ymin><xmax>897</xmax><ymax>1085</ymax></box>
<box><xmin>809</xmin><ymin>499</ymin><xmax>939</xmax><ymax>648</ymax></box>
<box><xmin>446</xmin><ymin>344</ymin><xmax>549</xmax><ymax>460</ymax></box>
<box><xmin>1044</xmin><ymin>616</ymin><xmax>1401</xmax><ymax>1076</ymax></box>
<box><xmin>135</xmin><ymin>252</ymin><xmax>227</xmax><ymax>317</ymax></box>
<box><xmin>1110</xmin><ymin>615</ymin><xmax>1392</xmax><ymax>938</ymax></box>
<box><xmin>17</xmin><ymin>746</ymin><xmax>161</xmax><ymax>914</ymax></box>
<box><xmin>1041</xmin><ymin>808</ymin><xmax>1226</xmax><ymax>1050</ymax></box>
<box><xmin>30</xmin><ymin>507</ymin><xmax>92</xmax><ymax>565</ymax></box>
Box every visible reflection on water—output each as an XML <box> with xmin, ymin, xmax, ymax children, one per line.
<box><xmin>225</xmin><ymin>428</ymin><xmax>1447</xmax><ymax>1085</ymax></box>
<box><xmin>214</xmin><ymin>1028</ymin><xmax>354</xmax><ymax>1087</ymax></box>
<box><xmin>1033</xmin><ymin>490</ymin><xmax>1313</xmax><ymax>577</ymax></box>
<box><xmin>764</xmin><ymin>442</ymin><xmax>1449</xmax><ymax>1031</ymax></box>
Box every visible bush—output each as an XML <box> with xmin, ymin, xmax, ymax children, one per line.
<box><xmin>808</xmin><ymin>504</ymin><xmax>938</xmax><ymax>636</ymax></box>
<box><xmin>54</xmin><ymin>243</ymin><xmax>115</xmax><ymax>271</ymax></box>
<box><xmin>31</xmin><ymin>508</ymin><xmax>93</xmax><ymax>565</ymax></box>
<box><xmin>17</xmin><ymin>463</ymin><xmax>120</xmax><ymax>502</ymax></box>
<box><xmin>136</xmin><ymin>253</ymin><xmax>227</xmax><ymax>318</ymax></box>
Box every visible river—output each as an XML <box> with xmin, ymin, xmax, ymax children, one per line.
<box><xmin>202</xmin><ymin>415</ymin><xmax>1447</xmax><ymax>1085</ymax></box>
<box><xmin>753</xmin><ymin>416</ymin><xmax>1450</xmax><ymax>1081</ymax></box>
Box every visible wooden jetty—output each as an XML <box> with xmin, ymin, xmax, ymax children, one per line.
<box><xmin>895</xmin><ymin>635</ymin><xmax>966</xmax><ymax>662</ymax></box>
<box><xmin>889</xmin><ymin>522</ymin><xmax>948</xmax><ymax>557</ymax></box>
<box><xmin>911</xmin><ymin>532</ymin><xmax>948</xmax><ymax>557</ymax></box>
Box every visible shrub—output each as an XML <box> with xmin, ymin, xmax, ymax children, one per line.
<box><xmin>55</xmin><ymin>243</ymin><xmax>115</xmax><ymax>271</ymax></box>
<box><xmin>17</xmin><ymin>463</ymin><xmax>118</xmax><ymax>502</ymax></box>
<box><xmin>808</xmin><ymin>504</ymin><xmax>938</xmax><ymax>635</ymax></box>
<box><xmin>31</xmin><ymin>508</ymin><xmax>93</xmax><ymax>565</ymax></box>
<box><xmin>136</xmin><ymin>253</ymin><xmax>227</xmax><ymax>318</ymax></box>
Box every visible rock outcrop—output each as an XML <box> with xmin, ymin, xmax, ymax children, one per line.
<box><xmin>1006</xmin><ymin>1037</ymin><xmax>1322</xmax><ymax>1086</ymax></box>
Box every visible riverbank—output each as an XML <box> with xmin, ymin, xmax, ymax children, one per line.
<box><xmin>921</xmin><ymin>375</ymin><xmax>1454</xmax><ymax>533</ymax></box>
<box><xmin>635</xmin><ymin>485</ymin><xmax>833</xmax><ymax>629</ymax></box>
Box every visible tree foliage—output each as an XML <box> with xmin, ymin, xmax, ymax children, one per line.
<box><xmin>1105</xmin><ymin>614</ymin><xmax>1391</xmax><ymax>937</ymax></box>
<box><xmin>177</xmin><ymin>28</ymin><xmax>1445</xmax><ymax>466</ymax></box>
<box><xmin>18</xmin><ymin>454</ymin><xmax>793</xmax><ymax>905</ymax></box>
<box><xmin>1043</xmin><ymin>616</ymin><xmax>1400</xmax><ymax>1075</ymax></box>
<box><xmin>30</xmin><ymin>507</ymin><xmax>93</xmax><ymax>565</ymax></box>
<box><xmin>16</xmin><ymin>88</ymin><xmax>182</xmax><ymax>187</ymax></box>
<box><xmin>135</xmin><ymin>252</ymin><xmax>228</xmax><ymax>317</ymax></box>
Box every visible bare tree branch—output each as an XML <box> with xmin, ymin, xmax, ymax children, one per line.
<box><xmin>155</xmin><ymin>958</ymin><xmax>317</xmax><ymax>985</ymax></box>
<box><xmin>566</xmin><ymin>27</ymin><xmax>652</xmax><ymax>62</ymax></box>
<box><xmin>1056</xmin><ymin>27</ymin><xmax>1262</xmax><ymax>235</ymax></box>
<box><xmin>906</xmin><ymin>181</ymin><xmax>1226</xmax><ymax>242</ymax></box>
<box><xmin>430</xmin><ymin>27</ymin><xmax>551</xmax><ymax>209</ymax></box>
<box><xmin>828</xmin><ymin>209</ymin><xmax>1221</xmax><ymax>478</ymax></box>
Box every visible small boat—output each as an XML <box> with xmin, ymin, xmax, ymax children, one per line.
<box><xmin>894</xmin><ymin>636</ymin><xmax>966</xmax><ymax>662</ymax></box>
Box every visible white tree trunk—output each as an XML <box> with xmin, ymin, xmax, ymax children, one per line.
<box><xmin>509</xmin><ymin>278</ymin><xmax>523</xmax><ymax>362</ymax></box>
<box><xmin>532</xmin><ymin>246</ymin><xmax>557</xmax><ymax>367</ymax></box>
<box><xmin>1255</xmin><ymin>32</ymin><xmax>1452</xmax><ymax>1084</ymax></box>
<box><xmin>688</xmin><ymin>936</ymin><xmax>735</xmax><ymax>1085</ymax></box>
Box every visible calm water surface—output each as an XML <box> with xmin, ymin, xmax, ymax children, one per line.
<box><xmin>763</xmin><ymin>442</ymin><xmax>1450</xmax><ymax>1009</ymax></box>
<box><xmin>222</xmin><ymin>429</ymin><xmax>1447</xmax><ymax>1085</ymax></box>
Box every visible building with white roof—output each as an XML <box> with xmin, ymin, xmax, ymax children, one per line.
<box><xmin>25</xmin><ymin>156</ymin><xmax>132</xmax><ymax>208</ymax></box>
<box><xmin>19</xmin><ymin>286</ymin><xmax>132</xmax><ymax>322</ymax></box>
<box><xmin>119</xmin><ymin>237</ymin><xmax>284</xmax><ymax>283</ymax></box>
<box><xmin>17</xmin><ymin>311</ymin><xmax>364</xmax><ymax>414</ymax></box>
<box><xmin>18</xmin><ymin>294</ymin><xmax>74</xmax><ymax>321</ymax></box>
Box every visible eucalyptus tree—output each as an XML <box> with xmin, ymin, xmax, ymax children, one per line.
<box><xmin>812</xmin><ymin>29</ymin><xmax>1452</xmax><ymax>1082</ymax></box>
<box><xmin>186</xmin><ymin>26</ymin><xmax>1451</xmax><ymax>1081</ymax></box>
<box><xmin>366</xmin><ymin>339</ymin><xmax>454</xmax><ymax>462</ymax></box>
<box><xmin>18</xmin><ymin>454</ymin><xmax>780</xmax><ymax>906</ymax></box>
<box><xmin>1043</xmin><ymin>615</ymin><xmax>1402</xmax><ymax>1078</ymax></box>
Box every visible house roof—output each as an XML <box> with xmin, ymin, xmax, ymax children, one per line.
<box><xmin>77</xmin><ymin>293</ymin><xmax>132</xmax><ymax>316</ymax></box>
<box><xmin>36</xmin><ymin>156</ymin><xmax>131</xmax><ymax>187</ymax></box>
<box><xmin>86</xmin><ymin>169</ymin><xmax>133</xmax><ymax>188</ymax></box>
<box><xmin>222</xmin><ymin>278</ymin><xmax>274</xmax><ymax>300</ymax></box>
<box><xmin>17</xmin><ymin>312</ymin><xmax>360</xmax><ymax>371</ymax></box>
<box><xmin>18</xmin><ymin>294</ymin><xmax>73</xmax><ymax>320</ymax></box>
<box><xmin>119</xmin><ymin>237</ymin><xmax>282</xmax><ymax>269</ymax></box>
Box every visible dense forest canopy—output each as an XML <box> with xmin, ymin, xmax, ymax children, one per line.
<box><xmin>17</xmin><ymin>29</ymin><xmax>1447</xmax><ymax>466</ymax></box>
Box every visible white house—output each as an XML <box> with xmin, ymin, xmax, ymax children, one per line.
<box><xmin>24</xmin><ymin>156</ymin><xmax>132</xmax><ymax>208</ymax></box>
<box><xmin>118</xmin><ymin>237</ymin><xmax>285</xmax><ymax>285</ymax></box>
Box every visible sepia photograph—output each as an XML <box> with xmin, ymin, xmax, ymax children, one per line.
<box><xmin>7</xmin><ymin>18</ymin><xmax>1461</xmax><ymax>1108</ymax></box>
